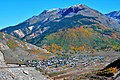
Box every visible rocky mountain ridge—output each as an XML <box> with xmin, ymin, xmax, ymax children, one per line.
<box><xmin>106</xmin><ymin>10</ymin><xmax>120</xmax><ymax>21</ymax></box>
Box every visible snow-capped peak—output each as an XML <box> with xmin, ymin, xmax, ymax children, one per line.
<box><xmin>71</xmin><ymin>4</ymin><xmax>87</xmax><ymax>8</ymax></box>
<box><xmin>47</xmin><ymin>8</ymin><xmax>61</xmax><ymax>12</ymax></box>
<box><xmin>106</xmin><ymin>10</ymin><xmax>120</xmax><ymax>21</ymax></box>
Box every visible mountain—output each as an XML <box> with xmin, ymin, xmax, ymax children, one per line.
<box><xmin>106</xmin><ymin>10</ymin><xmax>120</xmax><ymax>21</ymax></box>
<box><xmin>0</xmin><ymin>32</ymin><xmax>50</xmax><ymax>64</ymax></box>
<box><xmin>0</xmin><ymin>4</ymin><xmax>120</xmax><ymax>52</ymax></box>
<box><xmin>1</xmin><ymin>4</ymin><xmax>120</xmax><ymax>40</ymax></box>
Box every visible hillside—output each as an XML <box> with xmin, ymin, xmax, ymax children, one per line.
<box><xmin>42</xmin><ymin>24</ymin><xmax>120</xmax><ymax>51</ymax></box>
<box><xmin>93</xmin><ymin>58</ymin><xmax>120</xmax><ymax>80</ymax></box>
<box><xmin>0</xmin><ymin>32</ymin><xmax>51</xmax><ymax>63</ymax></box>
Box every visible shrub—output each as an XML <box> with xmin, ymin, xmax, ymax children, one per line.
<box><xmin>96</xmin><ymin>67</ymin><xmax>118</xmax><ymax>77</ymax></box>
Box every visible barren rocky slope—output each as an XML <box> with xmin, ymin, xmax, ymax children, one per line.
<box><xmin>0</xmin><ymin>45</ymin><xmax>48</xmax><ymax>80</ymax></box>
<box><xmin>0</xmin><ymin>32</ymin><xmax>51</xmax><ymax>63</ymax></box>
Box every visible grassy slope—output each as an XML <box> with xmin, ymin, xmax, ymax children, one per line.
<box><xmin>41</xmin><ymin>24</ymin><xmax>120</xmax><ymax>52</ymax></box>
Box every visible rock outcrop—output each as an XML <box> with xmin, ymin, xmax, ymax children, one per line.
<box><xmin>0</xmin><ymin>51</ymin><xmax>5</xmax><ymax>66</ymax></box>
<box><xmin>0</xmin><ymin>67</ymin><xmax>48</xmax><ymax>80</ymax></box>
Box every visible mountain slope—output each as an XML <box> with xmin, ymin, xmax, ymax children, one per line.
<box><xmin>0</xmin><ymin>32</ymin><xmax>50</xmax><ymax>63</ymax></box>
<box><xmin>41</xmin><ymin>25</ymin><xmax>120</xmax><ymax>52</ymax></box>
<box><xmin>106</xmin><ymin>10</ymin><xmax>120</xmax><ymax>21</ymax></box>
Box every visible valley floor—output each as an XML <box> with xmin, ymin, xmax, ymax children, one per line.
<box><xmin>1</xmin><ymin>50</ymin><xmax>120</xmax><ymax>80</ymax></box>
<box><xmin>38</xmin><ymin>51</ymin><xmax>120</xmax><ymax>80</ymax></box>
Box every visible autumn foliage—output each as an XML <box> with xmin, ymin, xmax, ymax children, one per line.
<box><xmin>70</xmin><ymin>44</ymin><xmax>86</xmax><ymax>51</ymax></box>
<box><xmin>38</xmin><ymin>56</ymin><xmax>47</xmax><ymax>60</ymax></box>
<box><xmin>42</xmin><ymin>25</ymin><xmax>120</xmax><ymax>52</ymax></box>
<box><xmin>7</xmin><ymin>39</ymin><xmax>19</xmax><ymax>49</ymax></box>
<box><xmin>45</xmin><ymin>43</ymin><xmax>62</xmax><ymax>53</ymax></box>
<box><xmin>96</xmin><ymin>67</ymin><xmax>118</xmax><ymax>77</ymax></box>
<box><xmin>67</xmin><ymin>26</ymin><xmax>92</xmax><ymax>38</ymax></box>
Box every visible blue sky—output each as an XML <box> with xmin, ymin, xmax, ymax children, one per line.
<box><xmin>0</xmin><ymin>0</ymin><xmax>120</xmax><ymax>29</ymax></box>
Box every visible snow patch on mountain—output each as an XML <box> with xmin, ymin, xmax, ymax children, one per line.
<box><xmin>28</xmin><ymin>26</ymin><xmax>34</xmax><ymax>31</ymax></box>
<box><xmin>14</xmin><ymin>29</ymin><xmax>25</xmax><ymax>38</ymax></box>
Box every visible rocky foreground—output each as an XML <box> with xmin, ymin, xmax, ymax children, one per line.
<box><xmin>0</xmin><ymin>51</ymin><xmax>48</xmax><ymax>80</ymax></box>
<box><xmin>0</xmin><ymin>67</ymin><xmax>48</xmax><ymax>80</ymax></box>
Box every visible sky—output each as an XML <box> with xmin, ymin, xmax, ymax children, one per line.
<box><xmin>0</xmin><ymin>0</ymin><xmax>120</xmax><ymax>29</ymax></box>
